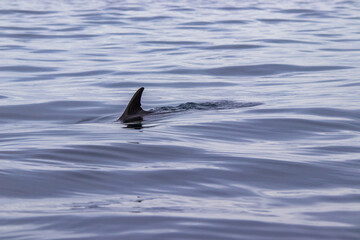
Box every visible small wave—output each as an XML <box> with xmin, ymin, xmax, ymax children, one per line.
<box><xmin>0</xmin><ymin>45</ymin><xmax>27</xmax><ymax>50</ymax></box>
<box><xmin>166</xmin><ymin>64</ymin><xmax>352</xmax><ymax>77</ymax></box>
<box><xmin>204</xmin><ymin>44</ymin><xmax>264</xmax><ymax>50</ymax></box>
<box><xmin>217</xmin><ymin>7</ymin><xmax>261</xmax><ymax>11</ymax></box>
<box><xmin>319</xmin><ymin>48</ymin><xmax>360</xmax><ymax>52</ymax></box>
<box><xmin>0</xmin><ymin>26</ymin><xmax>47</xmax><ymax>31</ymax></box>
<box><xmin>128</xmin><ymin>16</ymin><xmax>172</xmax><ymax>21</ymax></box>
<box><xmin>105</xmin><ymin>7</ymin><xmax>144</xmax><ymax>12</ymax></box>
<box><xmin>52</xmin><ymin>27</ymin><xmax>84</xmax><ymax>32</ymax></box>
<box><xmin>105</xmin><ymin>64</ymin><xmax>352</xmax><ymax>77</ymax></box>
<box><xmin>0</xmin><ymin>33</ymin><xmax>98</xmax><ymax>39</ymax></box>
<box><xmin>0</xmin><ymin>9</ymin><xmax>56</xmax><ymax>15</ymax></box>
<box><xmin>0</xmin><ymin>65</ymin><xmax>58</xmax><ymax>73</ymax></box>
<box><xmin>258</xmin><ymin>39</ymin><xmax>319</xmax><ymax>44</ymax></box>
<box><xmin>169</xmin><ymin>7</ymin><xmax>194</xmax><ymax>12</ymax></box>
<box><xmin>258</xmin><ymin>18</ymin><xmax>315</xmax><ymax>23</ymax></box>
<box><xmin>85</xmin><ymin>20</ymin><xmax>127</xmax><ymax>25</ymax></box>
<box><xmin>217</xmin><ymin>20</ymin><xmax>250</xmax><ymax>24</ymax></box>
<box><xmin>315</xmin><ymin>33</ymin><xmax>343</xmax><ymax>38</ymax></box>
<box><xmin>180</xmin><ymin>21</ymin><xmax>213</xmax><ymax>26</ymax></box>
<box><xmin>32</xmin><ymin>49</ymin><xmax>66</xmax><ymax>53</ymax></box>
<box><xmin>154</xmin><ymin>101</ymin><xmax>262</xmax><ymax>113</ymax></box>
<box><xmin>140</xmin><ymin>40</ymin><xmax>206</xmax><ymax>45</ymax></box>
<box><xmin>275</xmin><ymin>9</ymin><xmax>321</xmax><ymax>14</ymax></box>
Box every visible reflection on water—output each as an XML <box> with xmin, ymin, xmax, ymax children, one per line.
<box><xmin>0</xmin><ymin>0</ymin><xmax>360</xmax><ymax>239</ymax></box>
<box><xmin>124</xmin><ymin>122</ymin><xmax>143</xmax><ymax>129</ymax></box>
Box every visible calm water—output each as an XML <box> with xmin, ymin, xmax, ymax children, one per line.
<box><xmin>1</xmin><ymin>0</ymin><xmax>360</xmax><ymax>239</ymax></box>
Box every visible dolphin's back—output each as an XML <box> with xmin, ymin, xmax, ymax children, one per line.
<box><xmin>119</xmin><ymin>87</ymin><xmax>147</xmax><ymax>122</ymax></box>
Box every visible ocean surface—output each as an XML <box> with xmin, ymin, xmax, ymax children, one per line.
<box><xmin>1</xmin><ymin>0</ymin><xmax>360</xmax><ymax>239</ymax></box>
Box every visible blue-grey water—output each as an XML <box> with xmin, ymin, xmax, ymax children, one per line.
<box><xmin>1</xmin><ymin>0</ymin><xmax>360</xmax><ymax>239</ymax></box>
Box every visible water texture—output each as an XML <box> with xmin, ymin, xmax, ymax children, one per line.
<box><xmin>1</xmin><ymin>0</ymin><xmax>360</xmax><ymax>239</ymax></box>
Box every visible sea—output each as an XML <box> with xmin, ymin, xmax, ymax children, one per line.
<box><xmin>0</xmin><ymin>0</ymin><xmax>359</xmax><ymax>239</ymax></box>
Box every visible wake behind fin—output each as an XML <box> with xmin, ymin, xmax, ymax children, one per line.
<box><xmin>119</xmin><ymin>87</ymin><xmax>146</xmax><ymax>122</ymax></box>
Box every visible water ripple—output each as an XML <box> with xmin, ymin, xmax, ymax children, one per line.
<box><xmin>204</xmin><ymin>44</ymin><xmax>265</xmax><ymax>50</ymax></box>
<box><xmin>1</xmin><ymin>1</ymin><xmax>359</xmax><ymax>239</ymax></box>
<box><xmin>141</xmin><ymin>40</ymin><xmax>207</xmax><ymax>45</ymax></box>
<box><xmin>166</xmin><ymin>64</ymin><xmax>352</xmax><ymax>76</ymax></box>
<box><xmin>0</xmin><ymin>33</ymin><xmax>97</xmax><ymax>39</ymax></box>
<box><xmin>0</xmin><ymin>9</ymin><xmax>56</xmax><ymax>15</ymax></box>
<box><xmin>0</xmin><ymin>65</ymin><xmax>57</xmax><ymax>72</ymax></box>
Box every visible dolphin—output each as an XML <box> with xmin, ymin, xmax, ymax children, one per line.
<box><xmin>118</xmin><ymin>87</ymin><xmax>151</xmax><ymax>123</ymax></box>
<box><xmin>118</xmin><ymin>87</ymin><xmax>262</xmax><ymax>125</ymax></box>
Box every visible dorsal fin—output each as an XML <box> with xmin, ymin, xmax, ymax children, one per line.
<box><xmin>119</xmin><ymin>87</ymin><xmax>145</xmax><ymax>122</ymax></box>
